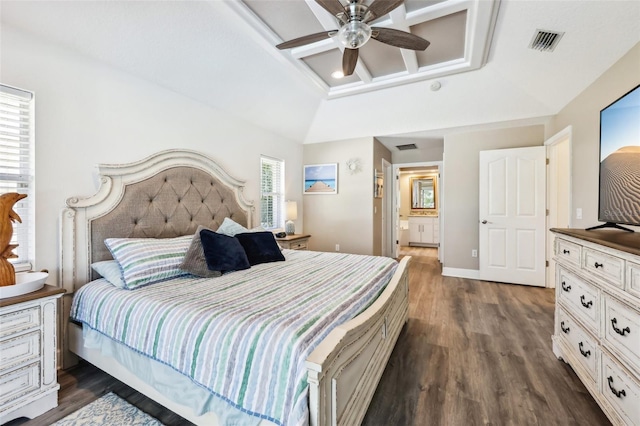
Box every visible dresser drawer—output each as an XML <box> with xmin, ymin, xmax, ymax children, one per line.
<box><xmin>557</xmin><ymin>238</ymin><xmax>581</xmax><ymax>267</ymax></box>
<box><xmin>627</xmin><ymin>261</ymin><xmax>640</xmax><ymax>299</ymax></box>
<box><xmin>601</xmin><ymin>352</ymin><xmax>640</xmax><ymax>426</ymax></box>
<box><xmin>557</xmin><ymin>308</ymin><xmax>598</xmax><ymax>380</ymax></box>
<box><xmin>0</xmin><ymin>362</ymin><xmax>41</xmax><ymax>407</ymax></box>
<box><xmin>603</xmin><ymin>296</ymin><xmax>640</xmax><ymax>372</ymax></box>
<box><xmin>583</xmin><ymin>247</ymin><xmax>624</xmax><ymax>289</ymax></box>
<box><xmin>557</xmin><ymin>268</ymin><xmax>599</xmax><ymax>331</ymax></box>
<box><xmin>0</xmin><ymin>307</ymin><xmax>41</xmax><ymax>340</ymax></box>
<box><xmin>0</xmin><ymin>331</ymin><xmax>40</xmax><ymax>372</ymax></box>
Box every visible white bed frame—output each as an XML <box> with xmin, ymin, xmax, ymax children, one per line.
<box><xmin>59</xmin><ymin>149</ymin><xmax>410</xmax><ymax>426</ymax></box>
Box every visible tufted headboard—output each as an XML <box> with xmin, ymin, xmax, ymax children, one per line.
<box><xmin>59</xmin><ymin>149</ymin><xmax>254</xmax><ymax>293</ymax></box>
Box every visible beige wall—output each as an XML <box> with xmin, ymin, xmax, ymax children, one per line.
<box><xmin>0</xmin><ymin>26</ymin><xmax>304</xmax><ymax>283</ymax></box>
<box><xmin>393</xmin><ymin>146</ymin><xmax>444</xmax><ymax>163</ymax></box>
<box><xmin>549</xmin><ymin>42</ymin><xmax>640</xmax><ymax>231</ymax></box>
<box><xmin>303</xmin><ymin>137</ymin><xmax>375</xmax><ymax>254</ymax></box>
<box><xmin>442</xmin><ymin>125</ymin><xmax>545</xmax><ymax>270</ymax></box>
<box><xmin>373</xmin><ymin>140</ymin><xmax>392</xmax><ymax>255</ymax></box>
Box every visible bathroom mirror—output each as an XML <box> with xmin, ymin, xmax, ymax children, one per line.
<box><xmin>411</xmin><ymin>176</ymin><xmax>437</xmax><ymax>210</ymax></box>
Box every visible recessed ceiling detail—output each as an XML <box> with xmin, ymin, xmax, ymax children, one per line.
<box><xmin>231</xmin><ymin>0</ymin><xmax>501</xmax><ymax>98</ymax></box>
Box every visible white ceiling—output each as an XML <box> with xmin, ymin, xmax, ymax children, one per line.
<box><xmin>1</xmin><ymin>1</ymin><xmax>639</xmax><ymax>149</ymax></box>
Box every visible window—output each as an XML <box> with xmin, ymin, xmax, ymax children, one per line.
<box><xmin>260</xmin><ymin>156</ymin><xmax>284</xmax><ymax>229</ymax></box>
<box><xmin>0</xmin><ymin>84</ymin><xmax>35</xmax><ymax>271</ymax></box>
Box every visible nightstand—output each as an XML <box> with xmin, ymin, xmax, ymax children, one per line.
<box><xmin>0</xmin><ymin>284</ymin><xmax>65</xmax><ymax>424</ymax></box>
<box><xmin>276</xmin><ymin>234</ymin><xmax>311</xmax><ymax>250</ymax></box>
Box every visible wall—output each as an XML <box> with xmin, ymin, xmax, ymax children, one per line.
<box><xmin>392</xmin><ymin>145</ymin><xmax>444</xmax><ymax>163</ymax></box>
<box><xmin>549</xmin><ymin>42</ymin><xmax>640</xmax><ymax>231</ymax></box>
<box><xmin>442</xmin><ymin>125</ymin><xmax>545</xmax><ymax>270</ymax></box>
<box><xmin>373</xmin><ymin>140</ymin><xmax>392</xmax><ymax>256</ymax></box>
<box><xmin>303</xmin><ymin>137</ymin><xmax>374</xmax><ymax>254</ymax></box>
<box><xmin>0</xmin><ymin>26</ymin><xmax>303</xmax><ymax>285</ymax></box>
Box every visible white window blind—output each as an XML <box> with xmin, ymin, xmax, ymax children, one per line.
<box><xmin>0</xmin><ymin>84</ymin><xmax>35</xmax><ymax>271</ymax></box>
<box><xmin>260</xmin><ymin>156</ymin><xmax>284</xmax><ymax>229</ymax></box>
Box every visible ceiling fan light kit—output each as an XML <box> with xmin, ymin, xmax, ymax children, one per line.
<box><xmin>276</xmin><ymin>0</ymin><xmax>430</xmax><ymax>77</ymax></box>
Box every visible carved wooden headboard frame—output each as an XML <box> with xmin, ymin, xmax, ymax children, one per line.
<box><xmin>59</xmin><ymin>149</ymin><xmax>254</xmax><ymax>296</ymax></box>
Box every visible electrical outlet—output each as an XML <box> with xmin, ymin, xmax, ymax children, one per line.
<box><xmin>472</xmin><ymin>249</ymin><xmax>478</xmax><ymax>258</ymax></box>
<box><xmin>576</xmin><ymin>208</ymin><xmax>583</xmax><ymax>219</ymax></box>
<box><xmin>335</xmin><ymin>244</ymin><xmax>340</xmax><ymax>252</ymax></box>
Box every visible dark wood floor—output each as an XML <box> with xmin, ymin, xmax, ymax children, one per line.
<box><xmin>9</xmin><ymin>247</ymin><xmax>609</xmax><ymax>426</ymax></box>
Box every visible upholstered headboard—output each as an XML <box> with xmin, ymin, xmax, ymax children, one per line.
<box><xmin>60</xmin><ymin>149</ymin><xmax>254</xmax><ymax>293</ymax></box>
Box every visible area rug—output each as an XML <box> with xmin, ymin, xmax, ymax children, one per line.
<box><xmin>52</xmin><ymin>392</ymin><xmax>164</xmax><ymax>426</ymax></box>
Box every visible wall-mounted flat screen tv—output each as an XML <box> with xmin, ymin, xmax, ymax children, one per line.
<box><xmin>596</xmin><ymin>84</ymin><xmax>640</xmax><ymax>229</ymax></box>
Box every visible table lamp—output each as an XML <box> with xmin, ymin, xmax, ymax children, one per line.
<box><xmin>285</xmin><ymin>201</ymin><xmax>297</xmax><ymax>235</ymax></box>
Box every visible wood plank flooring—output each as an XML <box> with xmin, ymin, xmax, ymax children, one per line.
<box><xmin>7</xmin><ymin>247</ymin><xmax>609</xmax><ymax>426</ymax></box>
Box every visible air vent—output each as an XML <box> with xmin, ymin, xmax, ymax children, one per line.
<box><xmin>396</xmin><ymin>143</ymin><xmax>417</xmax><ymax>151</ymax></box>
<box><xmin>529</xmin><ymin>29</ymin><xmax>564</xmax><ymax>52</ymax></box>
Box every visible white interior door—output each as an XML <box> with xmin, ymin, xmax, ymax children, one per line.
<box><xmin>479</xmin><ymin>146</ymin><xmax>546</xmax><ymax>286</ymax></box>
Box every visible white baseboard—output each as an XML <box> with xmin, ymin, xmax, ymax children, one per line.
<box><xmin>441</xmin><ymin>267</ymin><xmax>480</xmax><ymax>280</ymax></box>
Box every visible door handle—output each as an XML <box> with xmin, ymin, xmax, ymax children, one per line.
<box><xmin>481</xmin><ymin>220</ymin><xmax>488</xmax><ymax>224</ymax></box>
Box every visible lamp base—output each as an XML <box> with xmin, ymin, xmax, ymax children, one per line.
<box><xmin>285</xmin><ymin>220</ymin><xmax>295</xmax><ymax>235</ymax></box>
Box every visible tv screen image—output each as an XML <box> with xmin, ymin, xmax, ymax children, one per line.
<box><xmin>598</xmin><ymin>84</ymin><xmax>640</xmax><ymax>227</ymax></box>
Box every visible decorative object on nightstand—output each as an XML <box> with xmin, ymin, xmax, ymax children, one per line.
<box><xmin>0</xmin><ymin>192</ymin><xmax>28</xmax><ymax>286</ymax></box>
<box><xmin>0</xmin><ymin>284</ymin><xmax>65</xmax><ymax>424</ymax></box>
<box><xmin>276</xmin><ymin>234</ymin><xmax>311</xmax><ymax>251</ymax></box>
<box><xmin>285</xmin><ymin>201</ymin><xmax>297</xmax><ymax>235</ymax></box>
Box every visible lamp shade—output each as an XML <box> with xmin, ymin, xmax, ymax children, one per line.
<box><xmin>285</xmin><ymin>201</ymin><xmax>298</xmax><ymax>220</ymax></box>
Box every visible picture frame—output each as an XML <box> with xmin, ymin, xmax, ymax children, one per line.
<box><xmin>304</xmin><ymin>163</ymin><xmax>338</xmax><ymax>195</ymax></box>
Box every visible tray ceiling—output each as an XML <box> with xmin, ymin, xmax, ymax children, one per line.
<box><xmin>230</xmin><ymin>0</ymin><xmax>500</xmax><ymax>98</ymax></box>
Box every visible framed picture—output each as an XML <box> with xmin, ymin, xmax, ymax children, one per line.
<box><xmin>304</xmin><ymin>163</ymin><xmax>338</xmax><ymax>194</ymax></box>
<box><xmin>374</xmin><ymin>169</ymin><xmax>383</xmax><ymax>198</ymax></box>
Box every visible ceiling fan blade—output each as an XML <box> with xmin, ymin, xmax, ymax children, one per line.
<box><xmin>276</xmin><ymin>31</ymin><xmax>336</xmax><ymax>49</ymax></box>
<box><xmin>366</xmin><ymin>0</ymin><xmax>404</xmax><ymax>22</ymax></box>
<box><xmin>315</xmin><ymin>0</ymin><xmax>346</xmax><ymax>17</ymax></box>
<box><xmin>371</xmin><ymin>27</ymin><xmax>430</xmax><ymax>50</ymax></box>
<box><xmin>342</xmin><ymin>48</ymin><xmax>359</xmax><ymax>76</ymax></box>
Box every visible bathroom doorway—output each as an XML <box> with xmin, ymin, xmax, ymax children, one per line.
<box><xmin>392</xmin><ymin>161</ymin><xmax>443</xmax><ymax>261</ymax></box>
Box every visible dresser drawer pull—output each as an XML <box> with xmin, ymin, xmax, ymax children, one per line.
<box><xmin>607</xmin><ymin>376</ymin><xmax>626</xmax><ymax>399</ymax></box>
<box><xmin>561</xmin><ymin>281</ymin><xmax>571</xmax><ymax>292</ymax></box>
<box><xmin>611</xmin><ymin>318</ymin><xmax>631</xmax><ymax>336</ymax></box>
<box><xmin>560</xmin><ymin>321</ymin><xmax>570</xmax><ymax>334</ymax></box>
<box><xmin>578</xmin><ymin>342</ymin><xmax>591</xmax><ymax>358</ymax></box>
<box><xmin>563</xmin><ymin>249</ymin><xmax>570</xmax><ymax>254</ymax></box>
<box><xmin>594</xmin><ymin>262</ymin><xmax>603</xmax><ymax>269</ymax></box>
<box><xmin>580</xmin><ymin>295</ymin><xmax>593</xmax><ymax>308</ymax></box>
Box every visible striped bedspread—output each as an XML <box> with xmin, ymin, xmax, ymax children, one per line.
<box><xmin>71</xmin><ymin>249</ymin><xmax>397</xmax><ymax>426</ymax></box>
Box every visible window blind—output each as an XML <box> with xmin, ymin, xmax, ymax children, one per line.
<box><xmin>260</xmin><ymin>156</ymin><xmax>285</xmax><ymax>229</ymax></box>
<box><xmin>0</xmin><ymin>84</ymin><xmax>35</xmax><ymax>271</ymax></box>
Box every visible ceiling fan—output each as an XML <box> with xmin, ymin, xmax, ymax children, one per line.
<box><xmin>276</xmin><ymin>0</ymin><xmax>430</xmax><ymax>77</ymax></box>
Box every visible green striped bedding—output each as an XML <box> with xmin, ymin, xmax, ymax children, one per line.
<box><xmin>71</xmin><ymin>249</ymin><xmax>397</xmax><ymax>425</ymax></box>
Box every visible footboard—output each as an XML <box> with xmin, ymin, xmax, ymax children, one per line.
<box><xmin>306</xmin><ymin>256</ymin><xmax>410</xmax><ymax>426</ymax></box>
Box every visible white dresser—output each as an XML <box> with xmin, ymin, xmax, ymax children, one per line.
<box><xmin>408</xmin><ymin>216</ymin><xmax>439</xmax><ymax>246</ymax></box>
<box><xmin>0</xmin><ymin>285</ymin><xmax>65</xmax><ymax>424</ymax></box>
<box><xmin>552</xmin><ymin>229</ymin><xmax>640</xmax><ymax>426</ymax></box>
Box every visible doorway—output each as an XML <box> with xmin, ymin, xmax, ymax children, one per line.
<box><xmin>392</xmin><ymin>162</ymin><xmax>443</xmax><ymax>260</ymax></box>
<box><xmin>546</xmin><ymin>126</ymin><xmax>572</xmax><ymax>288</ymax></box>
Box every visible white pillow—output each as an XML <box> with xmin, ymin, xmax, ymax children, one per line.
<box><xmin>91</xmin><ymin>260</ymin><xmax>126</xmax><ymax>288</ymax></box>
<box><xmin>217</xmin><ymin>217</ymin><xmax>265</xmax><ymax>236</ymax></box>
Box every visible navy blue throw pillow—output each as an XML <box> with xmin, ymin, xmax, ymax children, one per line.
<box><xmin>235</xmin><ymin>232</ymin><xmax>285</xmax><ymax>266</ymax></box>
<box><xmin>199</xmin><ymin>229</ymin><xmax>251</xmax><ymax>273</ymax></box>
